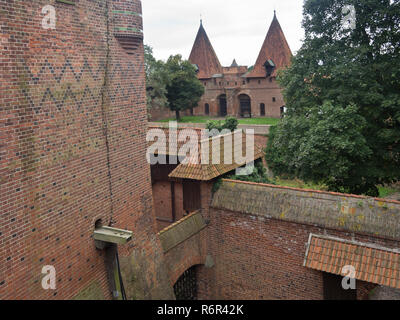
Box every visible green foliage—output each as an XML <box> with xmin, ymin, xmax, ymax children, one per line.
<box><xmin>212</xmin><ymin>178</ymin><xmax>223</xmax><ymax>194</ymax></box>
<box><xmin>212</xmin><ymin>160</ymin><xmax>273</xmax><ymax>194</ymax></box>
<box><xmin>226</xmin><ymin>160</ymin><xmax>273</xmax><ymax>184</ymax></box>
<box><xmin>144</xmin><ymin>45</ymin><xmax>169</xmax><ymax>117</ymax></box>
<box><xmin>267</xmin><ymin>102</ymin><xmax>374</xmax><ymax>194</ymax></box>
<box><xmin>164</xmin><ymin>55</ymin><xmax>205</xmax><ymax>121</ymax></box>
<box><xmin>206</xmin><ymin>116</ymin><xmax>239</xmax><ymax>135</ymax></box>
<box><xmin>269</xmin><ymin>0</ymin><xmax>400</xmax><ymax>196</ymax></box>
<box><xmin>157</xmin><ymin>116</ymin><xmax>279</xmax><ymax>126</ymax></box>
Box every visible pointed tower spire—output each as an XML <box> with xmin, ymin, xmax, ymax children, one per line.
<box><xmin>189</xmin><ymin>21</ymin><xmax>222</xmax><ymax>79</ymax></box>
<box><xmin>246</xmin><ymin>12</ymin><xmax>292</xmax><ymax>78</ymax></box>
<box><xmin>231</xmin><ymin>59</ymin><xmax>239</xmax><ymax>67</ymax></box>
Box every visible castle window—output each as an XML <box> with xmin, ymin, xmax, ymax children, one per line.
<box><xmin>260</xmin><ymin>103</ymin><xmax>265</xmax><ymax>116</ymax></box>
<box><xmin>235</xmin><ymin>82</ymin><xmax>237</xmax><ymax>86</ymax></box>
<box><xmin>258</xmin><ymin>80</ymin><xmax>261</xmax><ymax>84</ymax></box>
<box><xmin>272</xmin><ymin>97</ymin><xmax>276</xmax><ymax>102</ymax></box>
<box><xmin>204</xmin><ymin>82</ymin><xmax>207</xmax><ymax>86</ymax></box>
<box><xmin>243</xmin><ymin>81</ymin><xmax>246</xmax><ymax>85</ymax></box>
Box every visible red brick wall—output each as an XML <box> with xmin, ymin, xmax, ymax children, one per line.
<box><xmin>194</xmin><ymin>77</ymin><xmax>284</xmax><ymax>118</ymax></box>
<box><xmin>0</xmin><ymin>0</ymin><xmax>171</xmax><ymax>300</ymax></box>
<box><xmin>202</xmin><ymin>207</ymin><xmax>400</xmax><ymax>300</ymax></box>
<box><xmin>162</xmin><ymin>230</ymin><xmax>207</xmax><ymax>287</ymax></box>
<box><xmin>153</xmin><ymin>180</ymin><xmax>185</xmax><ymax>232</ymax></box>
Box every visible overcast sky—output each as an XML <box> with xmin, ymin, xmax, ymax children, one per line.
<box><xmin>142</xmin><ymin>0</ymin><xmax>305</xmax><ymax>67</ymax></box>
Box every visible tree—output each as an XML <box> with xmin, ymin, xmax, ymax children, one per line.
<box><xmin>144</xmin><ymin>45</ymin><xmax>169</xmax><ymax>117</ymax></box>
<box><xmin>164</xmin><ymin>55</ymin><xmax>205</xmax><ymax>121</ymax></box>
<box><xmin>267</xmin><ymin>102</ymin><xmax>374</xmax><ymax>194</ymax></box>
<box><xmin>267</xmin><ymin>0</ymin><xmax>400</xmax><ymax>196</ymax></box>
<box><xmin>206</xmin><ymin>116</ymin><xmax>239</xmax><ymax>136</ymax></box>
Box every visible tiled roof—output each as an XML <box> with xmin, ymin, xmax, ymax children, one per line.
<box><xmin>147</xmin><ymin>126</ymin><xmax>264</xmax><ymax>181</ymax></box>
<box><xmin>168</xmin><ymin>132</ymin><xmax>264</xmax><ymax>181</ymax></box>
<box><xmin>245</xmin><ymin>12</ymin><xmax>292</xmax><ymax>78</ymax></box>
<box><xmin>304</xmin><ymin>234</ymin><xmax>400</xmax><ymax>289</ymax></box>
<box><xmin>147</xmin><ymin>126</ymin><xmax>204</xmax><ymax>157</ymax></box>
<box><xmin>189</xmin><ymin>21</ymin><xmax>223</xmax><ymax>79</ymax></box>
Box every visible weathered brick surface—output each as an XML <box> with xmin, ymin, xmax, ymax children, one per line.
<box><xmin>194</xmin><ymin>76</ymin><xmax>285</xmax><ymax>119</ymax></box>
<box><xmin>203</xmin><ymin>207</ymin><xmax>400</xmax><ymax>300</ymax></box>
<box><xmin>198</xmin><ymin>180</ymin><xmax>400</xmax><ymax>300</ymax></box>
<box><xmin>0</xmin><ymin>0</ymin><xmax>172</xmax><ymax>300</ymax></box>
<box><xmin>162</xmin><ymin>229</ymin><xmax>207</xmax><ymax>287</ymax></box>
<box><xmin>213</xmin><ymin>180</ymin><xmax>400</xmax><ymax>239</ymax></box>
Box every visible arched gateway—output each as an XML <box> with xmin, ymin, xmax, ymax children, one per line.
<box><xmin>239</xmin><ymin>94</ymin><xmax>251</xmax><ymax>118</ymax></box>
<box><xmin>173</xmin><ymin>265</ymin><xmax>198</xmax><ymax>300</ymax></box>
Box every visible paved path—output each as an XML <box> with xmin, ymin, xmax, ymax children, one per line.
<box><xmin>148</xmin><ymin>122</ymin><xmax>271</xmax><ymax>135</ymax></box>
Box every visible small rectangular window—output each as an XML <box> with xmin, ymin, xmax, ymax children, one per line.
<box><xmin>272</xmin><ymin>97</ymin><xmax>276</xmax><ymax>102</ymax></box>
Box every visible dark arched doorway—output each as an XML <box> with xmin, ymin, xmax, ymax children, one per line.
<box><xmin>205</xmin><ymin>103</ymin><xmax>210</xmax><ymax>115</ymax></box>
<box><xmin>218</xmin><ymin>94</ymin><xmax>227</xmax><ymax>117</ymax></box>
<box><xmin>260</xmin><ymin>103</ymin><xmax>265</xmax><ymax>116</ymax></box>
<box><xmin>174</xmin><ymin>266</ymin><xmax>197</xmax><ymax>300</ymax></box>
<box><xmin>239</xmin><ymin>94</ymin><xmax>251</xmax><ymax>118</ymax></box>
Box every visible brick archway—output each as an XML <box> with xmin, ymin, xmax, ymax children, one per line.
<box><xmin>170</xmin><ymin>256</ymin><xmax>205</xmax><ymax>287</ymax></box>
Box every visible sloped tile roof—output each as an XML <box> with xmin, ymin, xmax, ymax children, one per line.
<box><xmin>189</xmin><ymin>21</ymin><xmax>223</xmax><ymax>79</ymax></box>
<box><xmin>168</xmin><ymin>132</ymin><xmax>264</xmax><ymax>181</ymax></box>
<box><xmin>304</xmin><ymin>234</ymin><xmax>400</xmax><ymax>289</ymax></box>
<box><xmin>245</xmin><ymin>12</ymin><xmax>292</xmax><ymax>78</ymax></box>
<box><xmin>147</xmin><ymin>126</ymin><xmax>264</xmax><ymax>181</ymax></box>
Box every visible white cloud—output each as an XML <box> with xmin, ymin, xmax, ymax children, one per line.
<box><xmin>142</xmin><ymin>0</ymin><xmax>305</xmax><ymax>66</ymax></box>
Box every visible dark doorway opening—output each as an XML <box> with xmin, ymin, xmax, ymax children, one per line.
<box><xmin>280</xmin><ymin>106</ymin><xmax>285</xmax><ymax>118</ymax></box>
<box><xmin>239</xmin><ymin>94</ymin><xmax>251</xmax><ymax>118</ymax></box>
<box><xmin>205</xmin><ymin>103</ymin><xmax>210</xmax><ymax>115</ymax></box>
<box><xmin>219</xmin><ymin>95</ymin><xmax>227</xmax><ymax>117</ymax></box>
<box><xmin>183</xmin><ymin>181</ymin><xmax>201</xmax><ymax>213</ymax></box>
<box><xmin>260</xmin><ymin>103</ymin><xmax>265</xmax><ymax>116</ymax></box>
<box><xmin>174</xmin><ymin>266</ymin><xmax>197</xmax><ymax>300</ymax></box>
<box><xmin>323</xmin><ymin>273</ymin><xmax>357</xmax><ymax>300</ymax></box>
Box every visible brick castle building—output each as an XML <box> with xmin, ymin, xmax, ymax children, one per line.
<box><xmin>189</xmin><ymin>12</ymin><xmax>292</xmax><ymax>119</ymax></box>
<box><xmin>2</xmin><ymin>1</ymin><xmax>400</xmax><ymax>301</ymax></box>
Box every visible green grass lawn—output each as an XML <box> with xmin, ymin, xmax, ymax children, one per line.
<box><xmin>155</xmin><ymin>116</ymin><xmax>280</xmax><ymax>126</ymax></box>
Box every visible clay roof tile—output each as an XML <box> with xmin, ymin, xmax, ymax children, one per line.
<box><xmin>246</xmin><ymin>12</ymin><xmax>292</xmax><ymax>78</ymax></box>
<box><xmin>189</xmin><ymin>21</ymin><xmax>223</xmax><ymax>79</ymax></box>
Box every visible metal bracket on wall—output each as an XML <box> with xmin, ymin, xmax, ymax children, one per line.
<box><xmin>94</xmin><ymin>226</ymin><xmax>133</xmax><ymax>250</ymax></box>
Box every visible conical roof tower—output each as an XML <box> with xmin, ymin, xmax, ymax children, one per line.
<box><xmin>189</xmin><ymin>20</ymin><xmax>222</xmax><ymax>79</ymax></box>
<box><xmin>246</xmin><ymin>11</ymin><xmax>292</xmax><ymax>78</ymax></box>
<box><xmin>231</xmin><ymin>59</ymin><xmax>239</xmax><ymax>67</ymax></box>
